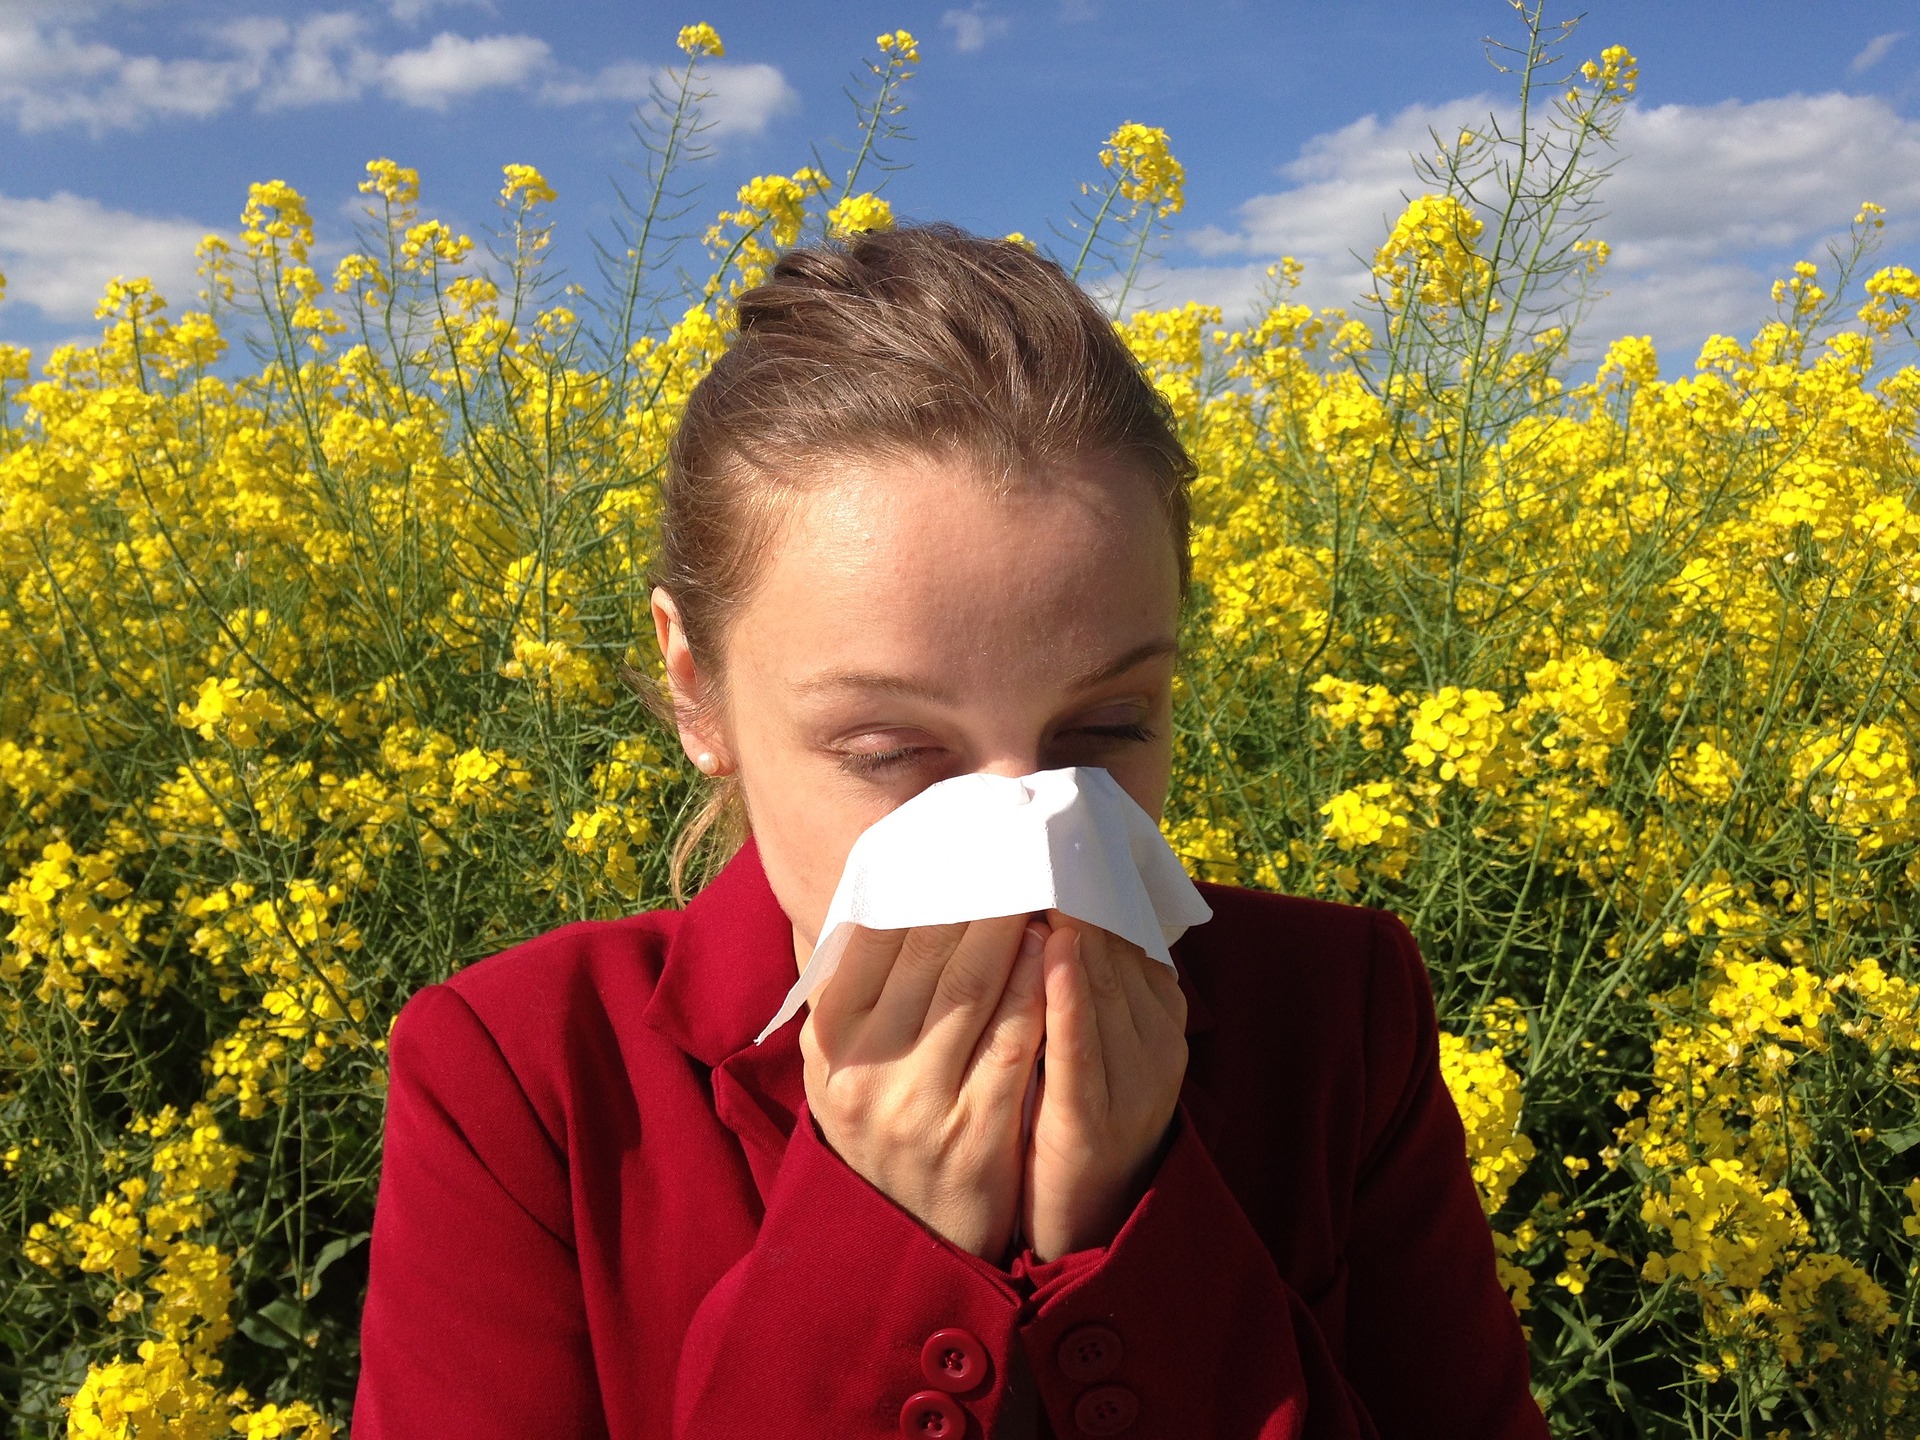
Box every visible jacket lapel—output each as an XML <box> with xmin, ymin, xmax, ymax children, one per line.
<box><xmin>641</xmin><ymin>839</ymin><xmax>807</xmax><ymax>1206</ymax></box>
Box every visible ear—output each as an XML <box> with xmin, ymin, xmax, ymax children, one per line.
<box><xmin>650</xmin><ymin>586</ymin><xmax>732</xmax><ymax>774</ymax></box>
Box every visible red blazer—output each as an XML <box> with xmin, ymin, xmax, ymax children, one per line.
<box><xmin>354</xmin><ymin>837</ymin><xmax>1547</xmax><ymax>1439</ymax></box>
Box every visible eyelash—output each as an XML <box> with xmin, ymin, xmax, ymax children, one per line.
<box><xmin>837</xmin><ymin>722</ymin><xmax>1158</xmax><ymax>778</ymax></box>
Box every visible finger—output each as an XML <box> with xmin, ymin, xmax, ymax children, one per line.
<box><xmin>955</xmin><ymin>920</ymin><xmax>1048</xmax><ymax>1097</ymax></box>
<box><xmin>863</xmin><ymin>920</ymin><xmax>971</xmax><ymax>1044</ymax></box>
<box><xmin>915</xmin><ymin>912</ymin><xmax>1031</xmax><ymax>1047</ymax></box>
<box><xmin>808</xmin><ymin>924</ymin><xmax>908</xmax><ymax>1048</ymax></box>
<box><xmin>1108</xmin><ymin>937</ymin><xmax>1183</xmax><ymax>1049</ymax></box>
<box><xmin>1048</xmin><ymin>912</ymin><xmax>1135</xmax><ymax>1065</ymax></box>
<box><xmin>1136</xmin><ymin>951</ymin><xmax>1190</xmax><ymax>1041</ymax></box>
<box><xmin>1040</xmin><ymin>925</ymin><xmax>1106</xmax><ymax>1110</ymax></box>
<box><xmin>1104</xmin><ymin>947</ymin><xmax>1189</xmax><ymax>1124</ymax></box>
<box><xmin>1019</xmin><ymin>1056</ymin><xmax>1045</xmax><ymax>1240</ymax></box>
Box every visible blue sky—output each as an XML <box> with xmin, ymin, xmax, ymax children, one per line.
<box><xmin>2</xmin><ymin>0</ymin><xmax>1918</xmax><ymax>370</ymax></box>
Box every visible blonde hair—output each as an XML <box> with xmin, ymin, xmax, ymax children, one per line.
<box><xmin>635</xmin><ymin>223</ymin><xmax>1195</xmax><ymax>902</ymax></box>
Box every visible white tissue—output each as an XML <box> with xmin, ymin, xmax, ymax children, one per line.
<box><xmin>754</xmin><ymin>765</ymin><xmax>1213</xmax><ymax>1043</ymax></box>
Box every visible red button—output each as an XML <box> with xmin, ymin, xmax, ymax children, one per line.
<box><xmin>1056</xmin><ymin>1323</ymin><xmax>1123</xmax><ymax>1383</ymax></box>
<box><xmin>900</xmin><ymin>1389</ymin><xmax>966</xmax><ymax>1438</ymax></box>
<box><xmin>921</xmin><ymin>1328</ymin><xmax>990</xmax><ymax>1393</ymax></box>
<box><xmin>1073</xmin><ymin>1383</ymin><xmax>1140</xmax><ymax>1436</ymax></box>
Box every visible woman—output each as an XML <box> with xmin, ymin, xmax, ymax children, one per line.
<box><xmin>353</xmin><ymin>224</ymin><xmax>1548</xmax><ymax>1439</ymax></box>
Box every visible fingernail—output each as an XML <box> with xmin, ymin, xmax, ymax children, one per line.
<box><xmin>1021</xmin><ymin>924</ymin><xmax>1046</xmax><ymax>959</ymax></box>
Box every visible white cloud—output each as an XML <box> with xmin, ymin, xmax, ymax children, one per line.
<box><xmin>389</xmin><ymin>0</ymin><xmax>492</xmax><ymax>24</ymax></box>
<box><xmin>0</xmin><ymin>13</ymin><xmax>266</xmax><ymax>133</ymax></box>
<box><xmin>943</xmin><ymin>5</ymin><xmax>1010</xmax><ymax>54</ymax></box>
<box><xmin>378</xmin><ymin>30</ymin><xmax>548</xmax><ymax>108</ymax></box>
<box><xmin>1163</xmin><ymin>95</ymin><xmax>1503</xmax><ymax>323</ymax></box>
<box><xmin>0</xmin><ymin>9</ymin><xmax>795</xmax><ymax>131</ymax></box>
<box><xmin>540</xmin><ymin>60</ymin><xmax>648</xmax><ymax>105</ymax></box>
<box><xmin>542</xmin><ymin>59</ymin><xmax>798</xmax><ymax>137</ymax></box>
<box><xmin>1601</xmin><ymin>94</ymin><xmax>1920</xmax><ymax>262</ymax></box>
<box><xmin>252</xmin><ymin>13</ymin><xmax>381</xmax><ymax>110</ymax></box>
<box><xmin>1152</xmin><ymin>91</ymin><xmax>1920</xmax><ymax>364</ymax></box>
<box><xmin>0</xmin><ymin>192</ymin><xmax>215</xmax><ymax>323</ymax></box>
<box><xmin>1851</xmin><ymin>31</ymin><xmax>1904</xmax><ymax>73</ymax></box>
<box><xmin>1103</xmin><ymin>260</ymin><xmax>1277</xmax><ymax>321</ymax></box>
<box><xmin>700</xmin><ymin>62</ymin><xmax>800</xmax><ymax>136</ymax></box>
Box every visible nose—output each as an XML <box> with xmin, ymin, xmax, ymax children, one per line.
<box><xmin>975</xmin><ymin>756</ymin><xmax>1052</xmax><ymax>791</ymax></box>
<box><xmin>973</xmin><ymin>754</ymin><xmax>1046</xmax><ymax>781</ymax></box>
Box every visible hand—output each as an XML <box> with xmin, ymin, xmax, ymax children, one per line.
<box><xmin>800</xmin><ymin>915</ymin><xmax>1049</xmax><ymax>1261</ymax></box>
<box><xmin>1022</xmin><ymin>914</ymin><xmax>1188</xmax><ymax>1262</ymax></box>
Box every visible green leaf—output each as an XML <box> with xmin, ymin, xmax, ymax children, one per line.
<box><xmin>239</xmin><ymin>1296</ymin><xmax>306</xmax><ymax>1352</ymax></box>
<box><xmin>1877</xmin><ymin>1125</ymin><xmax>1920</xmax><ymax>1155</ymax></box>
<box><xmin>302</xmin><ymin>1229</ymin><xmax>369</xmax><ymax>1300</ymax></box>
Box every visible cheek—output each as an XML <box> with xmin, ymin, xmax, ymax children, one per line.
<box><xmin>1108</xmin><ymin>712</ymin><xmax>1175</xmax><ymax>823</ymax></box>
<box><xmin>724</xmin><ymin>711</ymin><xmax>893</xmax><ymax>947</ymax></box>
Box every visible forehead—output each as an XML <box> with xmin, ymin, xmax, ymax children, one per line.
<box><xmin>730</xmin><ymin>456</ymin><xmax>1179</xmax><ymax>684</ymax></box>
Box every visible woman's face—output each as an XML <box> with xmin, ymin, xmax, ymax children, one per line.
<box><xmin>653</xmin><ymin>455</ymin><xmax>1182</xmax><ymax>968</ymax></box>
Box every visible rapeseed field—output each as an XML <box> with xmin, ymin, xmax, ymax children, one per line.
<box><xmin>3</xmin><ymin>14</ymin><xmax>1917</xmax><ymax>1436</ymax></box>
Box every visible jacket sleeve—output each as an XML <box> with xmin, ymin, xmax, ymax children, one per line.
<box><xmin>678</xmin><ymin>1088</ymin><xmax>1372</xmax><ymax>1440</ymax></box>
<box><xmin>996</xmin><ymin>908</ymin><xmax>1549</xmax><ymax>1440</ymax></box>
<box><xmin>1006</xmin><ymin>1106</ymin><xmax>1375</xmax><ymax>1439</ymax></box>
<box><xmin>353</xmin><ymin>983</ymin><xmax>609</xmax><ymax>1439</ymax></box>
<box><xmin>674</xmin><ymin>1102</ymin><xmax>1034</xmax><ymax>1436</ymax></box>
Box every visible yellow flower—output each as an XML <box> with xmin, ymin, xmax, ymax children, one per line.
<box><xmin>1403</xmin><ymin>686</ymin><xmax>1515</xmax><ymax>790</ymax></box>
<box><xmin>1860</xmin><ymin>263</ymin><xmax>1920</xmax><ymax>333</ymax></box>
<box><xmin>177</xmin><ymin>675</ymin><xmax>288</xmax><ymax>749</ymax></box>
<box><xmin>1516</xmin><ymin>648</ymin><xmax>1631</xmax><ymax>779</ymax></box>
<box><xmin>67</xmin><ymin>1341</ymin><xmax>233</xmax><ymax>1440</ymax></box>
<box><xmin>875</xmin><ymin>29</ymin><xmax>920</xmax><ymax>65</ymax></box>
<box><xmin>826</xmin><ymin>193</ymin><xmax>895</xmax><ymax>237</ymax></box>
<box><xmin>358</xmin><ymin>158</ymin><xmax>419</xmax><ymax>206</ymax></box>
<box><xmin>1100</xmin><ymin>121</ymin><xmax>1186</xmax><ymax>217</ymax></box>
<box><xmin>1792</xmin><ymin>724</ymin><xmax>1917</xmax><ymax>853</ymax></box>
<box><xmin>1597</xmin><ymin>334</ymin><xmax>1658</xmax><ymax>390</ymax></box>
<box><xmin>1658</xmin><ymin>741</ymin><xmax>1742</xmax><ymax>807</ymax></box>
<box><xmin>1318</xmin><ymin>781</ymin><xmax>1416</xmax><ymax>879</ymax></box>
<box><xmin>399</xmin><ymin>219</ymin><xmax>474</xmax><ymax>269</ymax></box>
<box><xmin>500</xmin><ymin>163</ymin><xmax>557</xmax><ymax>208</ymax></box>
<box><xmin>1439</xmin><ymin>1008</ymin><xmax>1537</xmax><ymax>1218</ymax></box>
<box><xmin>240</xmin><ymin>179</ymin><xmax>315</xmax><ymax>263</ymax></box>
<box><xmin>677</xmin><ymin>22</ymin><xmax>725</xmax><ymax>58</ymax></box>
<box><xmin>1577</xmin><ymin>44</ymin><xmax>1638</xmax><ymax>100</ymax></box>
<box><xmin>1373</xmin><ymin>194</ymin><xmax>1488</xmax><ymax>312</ymax></box>
<box><xmin>1309</xmin><ymin>675</ymin><xmax>1401</xmax><ymax>750</ymax></box>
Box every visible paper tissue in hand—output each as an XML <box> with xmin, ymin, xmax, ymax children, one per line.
<box><xmin>754</xmin><ymin>765</ymin><xmax>1214</xmax><ymax>1043</ymax></box>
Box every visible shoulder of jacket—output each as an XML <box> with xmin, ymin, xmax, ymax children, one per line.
<box><xmin>1188</xmin><ymin>879</ymin><xmax>1401</xmax><ymax>953</ymax></box>
<box><xmin>383</xmin><ymin>909</ymin><xmax>683</xmax><ymax>1145</ymax></box>
<box><xmin>1180</xmin><ymin>881</ymin><xmax>1422</xmax><ymax>1012</ymax></box>
<box><xmin>423</xmin><ymin>908</ymin><xmax>679</xmax><ymax>1038</ymax></box>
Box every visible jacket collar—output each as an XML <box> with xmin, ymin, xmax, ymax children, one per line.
<box><xmin>641</xmin><ymin>835</ymin><xmax>802</xmax><ymax>1070</ymax></box>
<box><xmin>641</xmin><ymin>834</ymin><xmax>1217</xmax><ymax>1073</ymax></box>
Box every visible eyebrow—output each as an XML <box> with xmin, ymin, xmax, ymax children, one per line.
<box><xmin>793</xmin><ymin>636</ymin><xmax>1179</xmax><ymax>703</ymax></box>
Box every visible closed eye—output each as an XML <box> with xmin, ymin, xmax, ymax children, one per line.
<box><xmin>1076</xmin><ymin>721</ymin><xmax>1156</xmax><ymax>744</ymax></box>
<box><xmin>836</xmin><ymin>744</ymin><xmax>933</xmax><ymax>778</ymax></box>
<box><xmin>833</xmin><ymin>721</ymin><xmax>1157</xmax><ymax>780</ymax></box>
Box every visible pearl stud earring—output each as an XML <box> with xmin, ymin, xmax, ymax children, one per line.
<box><xmin>696</xmin><ymin>751</ymin><xmax>716</xmax><ymax>774</ymax></box>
